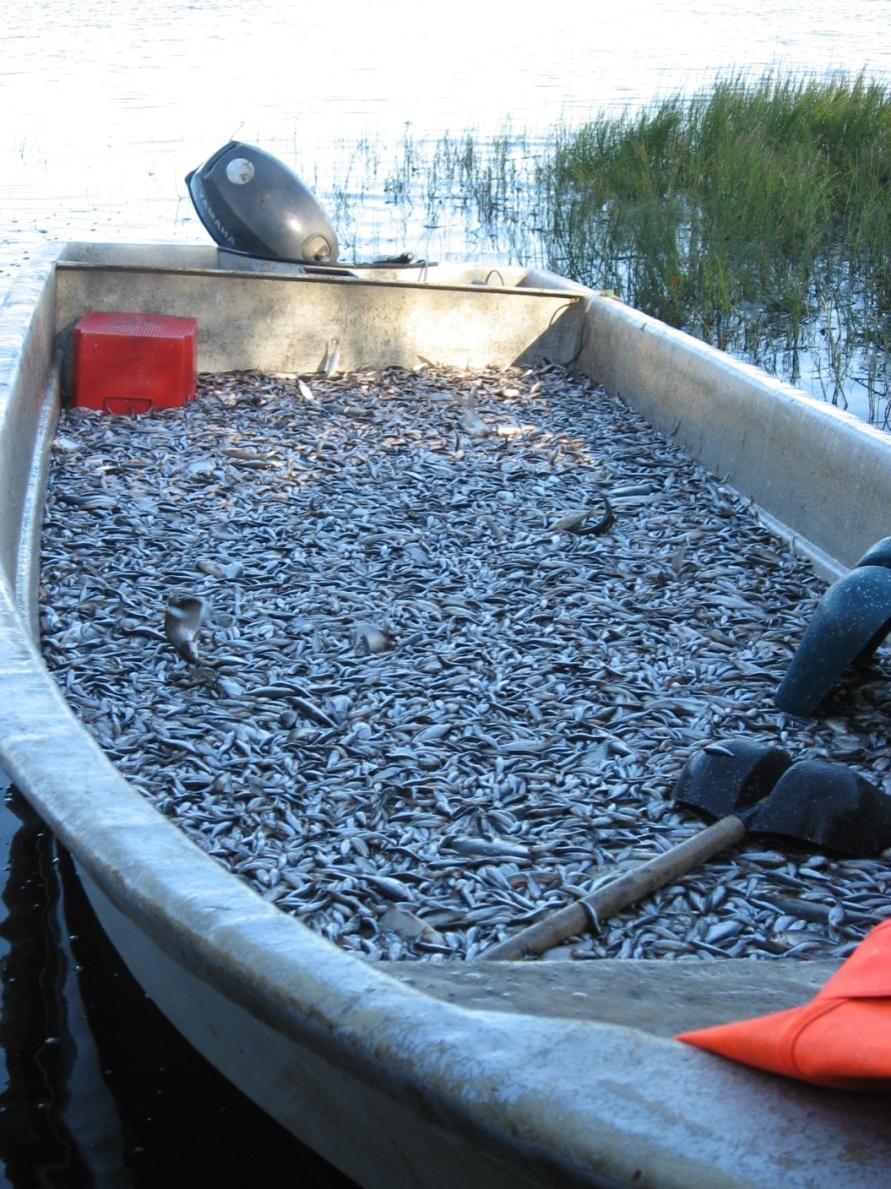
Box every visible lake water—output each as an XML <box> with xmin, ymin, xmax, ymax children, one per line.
<box><xmin>0</xmin><ymin>778</ymin><xmax>355</xmax><ymax>1187</ymax></box>
<box><xmin>3</xmin><ymin>0</ymin><xmax>891</xmax><ymax>285</ymax></box>
<box><xmin>2</xmin><ymin>2</ymin><xmax>891</xmax><ymax>1184</ymax></box>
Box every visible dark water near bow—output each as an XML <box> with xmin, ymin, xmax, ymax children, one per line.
<box><xmin>0</xmin><ymin>778</ymin><xmax>356</xmax><ymax>1186</ymax></box>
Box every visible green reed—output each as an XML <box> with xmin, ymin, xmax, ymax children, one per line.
<box><xmin>318</xmin><ymin>74</ymin><xmax>891</xmax><ymax>423</ymax></box>
<box><xmin>542</xmin><ymin>73</ymin><xmax>891</xmax><ymax>419</ymax></box>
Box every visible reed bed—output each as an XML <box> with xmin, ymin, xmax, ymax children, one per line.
<box><xmin>319</xmin><ymin>74</ymin><xmax>891</xmax><ymax>424</ymax></box>
<box><xmin>545</xmin><ymin>73</ymin><xmax>891</xmax><ymax>419</ymax></box>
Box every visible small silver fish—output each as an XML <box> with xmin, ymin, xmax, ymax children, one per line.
<box><xmin>380</xmin><ymin>907</ymin><xmax>444</xmax><ymax>945</ymax></box>
<box><xmin>353</xmin><ymin>622</ymin><xmax>393</xmax><ymax>655</ymax></box>
<box><xmin>703</xmin><ymin>742</ymin><xmax>736</xmax><ymax>757</ymax></box>
<box><xmin>164</xmin><ymin>593</ymin><xmax>207</xmax><ymax>664</ymax></box>
<box><xmin>320</xmin><ymin>337</ymin><xmax>341</xmax><ymax>376</ymax></box>
<box><xmin>460</xmin><ymin>408</ymin><xmax>489</xmax><ymax>436</ymax></box>
<box><xmin>549</xmin><ymin>499</ymin><xmax>613</xmax><ymax>535</ymax></box>
<box><xmin>447</xmin><ymin>836</ymin><xmax>532</xmax><ymax>860</ymax></box>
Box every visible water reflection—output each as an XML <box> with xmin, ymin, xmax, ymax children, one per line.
<box><xmin>0</xmin><ymin>781</ymin><xmax>355</xmax><ymax>1187</ymax></box>
<box><xmin>3</xmin><ymin>0</ymin><xmax>891</xmax><ymax>289</ymax></box>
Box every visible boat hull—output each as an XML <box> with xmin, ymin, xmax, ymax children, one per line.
<box><xmin>2</xmin><ymin>243</ymin><xmax>890</xmax><ymax>1187</ymax></box>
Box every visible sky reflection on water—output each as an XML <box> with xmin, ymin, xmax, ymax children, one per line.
<box><xmin>3</xmin><ymin>0</ymin><xmax>891</xmax><ymax>283</ymax></box>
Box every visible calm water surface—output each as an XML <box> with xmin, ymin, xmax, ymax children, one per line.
<box><xmin>3</xmin><ymin>3</ymin><xmax>891</xmax><ymax>1184</ymax></box>
<box><xmin>3</xmin><ymin>0</ymin><xmax>891</xmax><ymax>281</ymax></box>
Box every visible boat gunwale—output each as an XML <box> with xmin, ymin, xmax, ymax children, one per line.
<box><xmin>53</xmin><ymin>257</ymin><xmax>589</xmax><ymax>301</ymax></box>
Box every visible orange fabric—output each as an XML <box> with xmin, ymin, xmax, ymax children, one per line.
<box><xmin>676</xmin><ymin>920</ymin><xmax>891</xmax><ymax>1090</ymax></box>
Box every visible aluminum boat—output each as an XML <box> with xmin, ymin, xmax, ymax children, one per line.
<box><xmin>2</xmin><ymin>242</ymin><xmax>890</xmax><ymax>1187</ymax></box>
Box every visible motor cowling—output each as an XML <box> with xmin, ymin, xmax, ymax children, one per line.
<box><xmin>186</xmin><ymin>141</ymin><xmax>339</xmax><ymax>264</ymax></box>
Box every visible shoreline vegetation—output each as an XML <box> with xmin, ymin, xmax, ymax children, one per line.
<box><xmin>322</xmin><ymin>73</ymin><xmax>891</xmax><ymax>425</ymax></box>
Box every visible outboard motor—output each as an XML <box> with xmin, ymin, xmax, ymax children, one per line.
<box><xmin>186</xmin><ymin>141</ymin><xmax>339</xmax><ymax>265</ymax></box>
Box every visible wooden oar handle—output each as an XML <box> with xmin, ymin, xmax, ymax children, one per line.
<box><xmin>481</xmin><ymin>814</ymin><xmax>746</xmax><ymax>961</ymax></box>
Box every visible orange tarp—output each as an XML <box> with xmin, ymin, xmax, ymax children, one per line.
<box><xmin>677</xmin><ymin>919</ymin><xmax>891</xmax><ymax>1090</ymax></box>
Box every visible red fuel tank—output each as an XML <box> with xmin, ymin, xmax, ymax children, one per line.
<box><xmin>72</xmin><ymin>311</ymin><xmax>197</xmax><ymax>414</ymax></box>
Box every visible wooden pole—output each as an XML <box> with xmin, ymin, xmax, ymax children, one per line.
<box><xmin>481</xmin><ymin>815</ymin><xmax>746</xmax><ymax>961</ymax></box>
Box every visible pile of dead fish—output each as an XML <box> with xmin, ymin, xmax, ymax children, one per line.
<box><xmin>39</xmin><ymin>364</ymin><xmax>891</xmax><ymax>962</ymax></box>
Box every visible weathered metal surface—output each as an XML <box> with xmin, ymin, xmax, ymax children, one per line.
<box><xmin>579</xmin><ymin>294</ymin><xmax>891</xmax><ymax>575</ymax></box>
<box><xmin>390</xmin><ymin>957</ymin><xmax>840</xmax><ymax>1033</ymax></box>
<box><xmin>0</xmin><ymin>247</ymin><xmax>60</xmax><ymax>634</ymax></box>
<box><xmin>2</xmin><ymin>244</ymin><xmax>890</xmax><ymax>1188</ymax></box>
<box><xmin>54</xmin><ymin>260</ymin><xmax>585</xmax><ymax>375</ymax></box>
